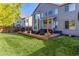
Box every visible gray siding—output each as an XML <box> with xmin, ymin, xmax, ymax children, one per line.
<box><xmin>32</xmin><ymin>3</ymin><xmax>59</xmax><ymax>31</ymax></box>
<box><xmin>32</xmin><ymin>3</ymin><xmax>79</xmax><ymax>36</ymax></box>
<box><xmin>58</xmin><ymin>3</ymin><xmax>79</xmax><ymax>36</ymax></box>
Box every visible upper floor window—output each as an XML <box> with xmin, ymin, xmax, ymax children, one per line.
<box><xmin>69</xmin><ymin>4</ymin><xmax>76</xmax><ymax>12</ymax></box>
<box><xmin>48</xmin><ymin>9</ymin><xmax>58</xmax><ymax>16</ymax></box>
<box><xmin>65</xmin><ymin>4</ymin><xmax>76</xmax><ymax>12</ymax></box>
<box><xmin>65</xmin><ymin>4</ymin><xmax>69</xmax><ymax>12</ymax></box>
<box><xmin>40</xmin><ymin>13</ymin><xmax>44</xmax><ymax>18</ymax></box>
<box><xmin>48</xmin><ymin>10</ymin><xmax>53</xmax><ymax>16</ymax></box>
<box><xmin>55</xmin><ymin>8</ymin><xmax>58</xmax><ymax>15</ymax></box>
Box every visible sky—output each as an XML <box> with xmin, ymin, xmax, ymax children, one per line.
<box><xmin>20</xmin><ymin>3</ymin><xmax>38</xmax><ymax>17</ymax></box>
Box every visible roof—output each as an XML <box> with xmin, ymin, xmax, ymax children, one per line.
<box><xmin>31</xmin><ymin>3</ymin><xmax>69</xmax><ymax>16</ymax></box>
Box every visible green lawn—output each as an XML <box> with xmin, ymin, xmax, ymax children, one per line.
<box><xmin>0</xmin><ymin>33</ymin><xmax>79</xmax><ymax>56</ymax></box>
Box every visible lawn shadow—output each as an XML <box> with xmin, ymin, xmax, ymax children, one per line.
<box><xmin>29</xmin><ymin>39</ymin><xmax>59</xmax><ymax>56</ymax></box>
<box><xmin>29</xmin><ymin>36</ymin><xmax>77</xmax><ymax>56</ymax></box>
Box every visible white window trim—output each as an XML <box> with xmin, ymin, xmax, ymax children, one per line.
<box><xmin>69</xmin><ymin>4</ymin><xmax>76</xmax><ymax>12</ymax></box>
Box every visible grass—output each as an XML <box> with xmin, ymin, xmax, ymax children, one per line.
<box><xmin>0</xmin><ymin>33</ymin><xmax>79</xmax><ymax>56</ymax></box>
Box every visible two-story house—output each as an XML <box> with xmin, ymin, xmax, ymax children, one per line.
<box><xmin>32</xmin><ymin>3</ymin><xmax>79</xmax><ymax>36</ymax></box>
<box><xmin>13</xmin><ymin>16</ymin><xmax>32</xmax><ymax>31</ymax></box>
<box><xmin>32</xmin><ymin>3</ymin><xmax>59</xmax><ymax>34</ymax></box>
<box><xmin>13</xmin><ymin>16</ymin><xmax>26</xmax><ymax>31</ymax></box>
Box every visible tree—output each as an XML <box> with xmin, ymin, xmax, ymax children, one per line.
<box><xmin>0</xmin><ymin>3</ymin><xmax>22</xmax><ymax>27</ymax></box>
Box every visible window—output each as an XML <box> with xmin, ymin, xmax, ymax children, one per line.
<box><xmin>65</xmin><ymin>4</ymin><xmax>69</xmax><ymax>12</ymax></box>
<box><xmin>40</xmin><ymin>19</ymin><xmax>43</xmax><ymax>29</ymax></box>
<box><xmin>37</xmin><ymin>14</ymin><xmax>40</xmax><ymax>19</ymax></box>
<box><xmin>49</xmin><ymin>19</ymin><xmax>52</xmax><ymax>24</ymax></box>
<box><xmin>69</xmin><ymin>4</ymin><xmax>76</xmax><ymax>12</ymax></box>
<box><xmin>34</xmin><ymin>14</ymin><xmax>36</xmax><ymax>23</ymax></box>
<box><xmin>33</xmin><ymin>14</ymin><xmax>38</xmax><ymax>29</ymax></box>
<box><xmin>65</xmin><ymin>4</ymin><xmax>76</xmax><ymax>12</ymax></box>
<box><xmin>48</xmin><ymin>10</ymin><xmax>53</xmax><ymax>16</ymax></box>
<box><xmin>65</xmin><ymin>21</ymin><xmax>69</xmax><ymax>29</ymax></box>
<box><xmin>43</xmin><ymin>19</ymin><xmax>52</xmax><ymax>24</ymax></box>
<box><xmin>43</xmin><ymin>20</ymin><xmax>46</xmax><ymax>24</ymax></box>
<box><xmin>35</xmin><ymin>14</ymin><xmax>40</xmax><ymax>20</ymax></box>
<box><xmin>55</xmin><ymin>8</ymin><xmax>58</xmax><ymax>15</ymax></box>
<box><xmin>40</xmin><ymin>13</ymin><xmax>44</xmax><ymax>18</ymax></box>
<box><xmin>55</xmin><ymin>21</ymin><xmax>58</xmax><ymax>28</ymax></box>
<box><xmin>48</xmin><ymin>9</ymin><xmax>58</xmax><ymax>16</ymax></box>
<box><xmin>69</xmin><ymin>20</ymin><xmax>76</xmax><ymax>30</ymax></box>
<box><xmin>34</xmin><ymin>14</ymin><xmax>35</xmax><ymax>20</ymax></box>
<box><xmin>65</xmin><ymin>20</ymin><xmax>76</xmax><ymax>30</ymax></box>
<box><xmin>26</xmin><ymin>19</ymin><xmax>29</xmax><ymax>23</ymax></box>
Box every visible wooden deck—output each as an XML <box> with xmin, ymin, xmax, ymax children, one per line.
<box><xmin>18</xmin><ymin>31</ymin><xmax>60</xmax><ymax>40</ymax></box>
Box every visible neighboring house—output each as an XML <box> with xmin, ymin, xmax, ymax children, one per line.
<box><xmin>13</xmin><ymin>16</ymin><xmax>32</xmax><ymax>31</ymax></box>
<box><xmin>32</xmin><ymin>3</ymin><xmax>79</xmax><ymax>36</ymax></box>
<box><xmin>26</xmin><ymin>16</ymin><xmax>32</xmax><ymax>28</ymax></box>
<box><xmin>13</xmin><ymin>16</ymin><xmax>26</xmax><ymax>31</ymax></box>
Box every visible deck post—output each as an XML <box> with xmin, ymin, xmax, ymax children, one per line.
<box><xmin>46</xmin><ymin>11</ymin><xmax>50</xmax><ymax>36</ymax></box>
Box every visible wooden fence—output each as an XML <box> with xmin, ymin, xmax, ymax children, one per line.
<box><xmin>0</xmin><ymin>26</ymin><xmax>13</xmax><ymax>33</ymax></box>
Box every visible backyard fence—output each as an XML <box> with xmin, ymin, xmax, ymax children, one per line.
<box><xmin>0</xmin><ymin>26</ymin><xmax>13</xmax><ymax>33</ymax></box>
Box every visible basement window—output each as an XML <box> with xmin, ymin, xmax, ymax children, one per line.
<box><xmin>65</xmin><ymin>20</ymin><xmax>76</xmax><ymax>30</ymax></box>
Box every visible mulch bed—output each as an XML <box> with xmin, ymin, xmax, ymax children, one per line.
<box><xmin>18</xmin><ymin>31</ymin><xmax>60</xmax><ymax>40</ymax></box>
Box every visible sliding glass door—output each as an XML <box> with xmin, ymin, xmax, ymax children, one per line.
<box><xmin>52</xmin><ymin>17</ymin><xmax>58</xmax><ymax>31</ymax></box>
<box><xmin>33</xmin><ymin>14</ymin><xmax>41</xmax><ymax>31</ymax></box>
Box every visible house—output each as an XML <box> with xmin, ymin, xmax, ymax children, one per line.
<box><xmin>32</xmin><ymin>3</ymin><xmax>79</xmax><ymax>36</ymax></box>
<box><xmin>26</xmin><ymin>16</ymin><xmax>32</xmax><ymax>28</ymax></box>
<box><xmin>13</xmin><ymin>16</ymin><xmax>26</xmax><ymax>31</ymax></box>
<box><xmin>13</xmin><ymin>16</ymin><xmax>32</xmax><ymax>32</ymax></box>
<box><xmin>26</xmin><ymin>16</ymin><xmax>32</xmax><ymax>32</ymax></box>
